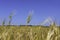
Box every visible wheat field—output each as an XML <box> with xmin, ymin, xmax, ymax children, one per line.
<box><xmin>0</xmin><ymin>25</ymin><xmax>59</xmax><ymax>40</ymax></box>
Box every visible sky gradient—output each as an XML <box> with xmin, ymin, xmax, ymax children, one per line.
<box><xmin>0</xmin><ymin>0</ymin><xmax>60</xmax><ymax>26</ymax></box>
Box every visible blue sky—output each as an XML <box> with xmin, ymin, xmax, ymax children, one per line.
<box><xmin>0</xmin><ymin>0</ymin><xmax>60</xmax><ymax>26</ymax></box>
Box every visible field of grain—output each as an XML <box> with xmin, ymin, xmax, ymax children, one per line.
<box><xmin>0</xmin><ymin>25</ymin><xmax>60</xmax><ymax>40</ymax></box>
